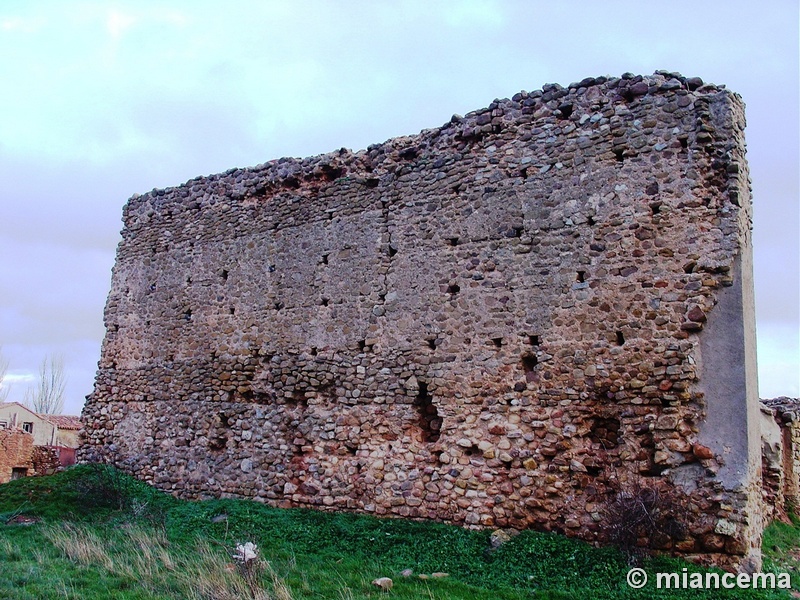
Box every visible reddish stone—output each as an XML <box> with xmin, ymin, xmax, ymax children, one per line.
<box><xmin>687</xmin><ymin>306</ymin><xmax>707</xmax><ymax>322</ymax></box>
<box><xmin>693</xmin><ymin>444</ymin><xmax>714</xmax><ymax>460</ymax></box>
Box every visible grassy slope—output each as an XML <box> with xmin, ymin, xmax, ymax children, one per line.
<box><xmin>0</xmin><ymin>465</ymin><xmax>796</xmax><ymax>599</ymax></box>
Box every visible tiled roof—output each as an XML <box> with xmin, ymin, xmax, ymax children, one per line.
<box><xmin>44</xmin><ymin>415</ymin><xmax>82</xmax><ymax>430</ymax></box>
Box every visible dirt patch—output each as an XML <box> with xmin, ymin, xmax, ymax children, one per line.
<box><xmin>5</xmin><ymin>515</ymin><xmax>41</xmax><ymax>526</ymax></box>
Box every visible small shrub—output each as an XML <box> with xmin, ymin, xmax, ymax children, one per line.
<box><xmin>69</xmin><ymin>462</ymin><xmax>137</xmax><ymax>511</ymax></box>
<box><xmin>602</xmin><ymin>479</ymin><xmax>686</xmax><ymax>564</ymax></box>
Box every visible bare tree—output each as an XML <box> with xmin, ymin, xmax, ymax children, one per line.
<box><xmin>24</xmin><ymin>354</ymin><xmax>66</xmax><ymax>415</ymax></box>
<box><xmin>0</xmin><ymin>347</ymin><xmax>9</xmax><ymax>402</ymax></box>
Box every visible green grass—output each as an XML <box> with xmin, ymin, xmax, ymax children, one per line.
<box><xmin>764</xmin><ymin>512</ymin><xmax>800</xmax><ymax>587</ymax></box>
<box><xmin>0</xmin><ymin>465</ymin><xmax>796</xmax><ymax>599</ymax></box>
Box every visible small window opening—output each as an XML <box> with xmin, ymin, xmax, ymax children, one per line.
<box><xmin>209</xmin><ymin>413</ymin><xmax>230</xmax><ymax>451</ymax></box>
<box><xmin>585</xmin><ymin>464</ymin><xmax>603</xmax><ymax>477</ymax></box>
<box><xmin>576</xmin><ymin>271</ymin><xmax>586</xmax><ymax>283</ymax></box>
<box><xmin>528</xmin><ymin>335</ymin><xmax>540</xmax><ymax>346</ymax></box>
<box><xmin>446</xmin><ymin>237</ymin><xmax>459</xmax><ymax>247</ymax></box>
<box><xmin>587</xmin><ymin>215</ymin><xmax>596</xmax><ymax>226</ymax></box>
<box><xmin>321</xmin><ymin>164</ymin><xmax>343</xmax><ymax>181</ymax></box>
<box><xmin>321</xmin><ymin>297</ymin><xmax>330</xmax><ymax>307</ymax></box>
<box><xmin>679</xmin><ymin>137</ymin><xmax>688</xmax><ymax>149</ymax></box>
<box><xmin>557</xmin><ymin>103</ymin><xmax>573</xmax><ymax>119</ymax></box>
<box><xmin>229</xmin><ymin>307</ymin><xmax>235</xmax><ymax>315</ymax></box>
<box><xmin>286</xmin><ymin>391</ymin><xmax>308</xmax><ymax>409</ymax></box>
<box><xmin>590</xmin><ymin>417</ymin><xmax>620</xmax><ymax>449</ymax></box>
<box><xmin>221</xmin><ymin>269</ymin><xmax>229</xmax><ymax>281</ymax></box>
<box><xmin>615</xmin><ymin>331</ymin><xmax>625</xmax><ymax>346</ymax></box>
<box><xmin>414</xmin><ymin>382</ymin><xmax>441</xmax><ymax>443</ymax></box>
<box><xmin>310</xmin><ymin>347</ymin><xmax>318</xmax><ymax>356</ymax></box>
<box><xmin>358</xmin><ymin>339</ymin><xmax>367</xmax><ymax>352</ymax></box>
<box><xmin>365</xmin><ymin>178</ymin><xmax>380</xmax><ymax>188</ymax></box>
<box><xmin>22</xmin><ymin>422</ymin><xmax>33</xmax><ymax>434</ymax></box>
<box><xmin>426</xmin><ymin>338</ymin><xmax>436</xmax><ymax>350</ymax></box>
<box><xmin>209</xmin><ymin>436</ymin><xmax>226</xmax><ymax>451</ymax></box>
<box><xmin>491</xmin><ymin>337</ymin><xmax>503</xmax><ymax>348</ymax></box>
<box><xmin>388</xmin><ymin>246</ymin><xmax>398</xmax><ymax>257</ymax></box>
<box><xmin>521</xmin><ymin>354</ymin><xmax>538</xmax><ymax>379</ymax></box>
<box><xmin>651</xmin><ymin>203</ymin><xmax>662</xmax><ymax>215</ymax></box>
<box><xmin>321</xmin><ymin>254</ymin><xmax>329</xmax><ymax>265</ymax></box>
<box><xmin>613</xmin><ymin>148</ymin><xmax>625</xmax><ymax>163</ymax></box>
<box><xmin>446</xmin><ymin>283</ymin><xmax>460</xmax><ymax>295</ymax></box>
<box><xmin>11</xmin><ymin>468</ymin><xmax>27</xmax><ymax>480</ymax></box>
<box><xmin>399</xmin><ymin>147</ymin><xmax>418</xmax><ymax>161</ymax></box>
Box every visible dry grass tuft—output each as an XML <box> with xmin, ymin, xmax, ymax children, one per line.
<box><xmin>44</xmin><ymin>523</ymin><xmax>115</xmax><ymax>571</ymax></box>
<box><xmin>42</xmin><ymin>523</ymin><xmax>294</xmax><ymax>600</ymax></box>
<box><xmin>183</xmin><ymin>541</ymin><xmax>293</xmax><ymax>600</ymax></box>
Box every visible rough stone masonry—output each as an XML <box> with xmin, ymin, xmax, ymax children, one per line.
<box><xmin>81</xmin><ymin>71</ymin><xmax>767</xmax><ymax>569</ymax></box>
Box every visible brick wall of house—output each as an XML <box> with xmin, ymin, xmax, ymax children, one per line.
<box><xmin>0</xmin><ymin>429</ymin><xmax>34</xmax><ymax>484</ymax></box>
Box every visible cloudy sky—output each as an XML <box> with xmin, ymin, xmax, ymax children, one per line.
<box><xmin>0</xmin><ymin>1</ymin><xmax>797</xmax><ymax>415</ymax></box>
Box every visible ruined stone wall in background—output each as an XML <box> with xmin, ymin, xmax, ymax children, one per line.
<box><xmin>81</xmin><ymin>72</ymin><xmax>760</xmax><ymax>569</ymax></box>
<box><xmin>762</xmin><ymin>397</ymin><xmax>800</xmax><ymax>516</ymax></box>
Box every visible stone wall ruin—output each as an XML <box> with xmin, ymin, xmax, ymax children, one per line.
<box><xmin>81</xmin><ymin>72</ymin><xmax>771</xmax><ymax>570</ymax></box>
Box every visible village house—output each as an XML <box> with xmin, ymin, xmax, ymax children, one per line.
<box><xmin>0</xmin><ymin>402</ymin><xmax>82</xmax><ymax>483</ymax></box>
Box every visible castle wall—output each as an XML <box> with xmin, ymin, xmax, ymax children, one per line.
<box><xmin>81</xmin><ymin>72</ymin><xmax>760</xmax><ymax>569</ymax></box>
